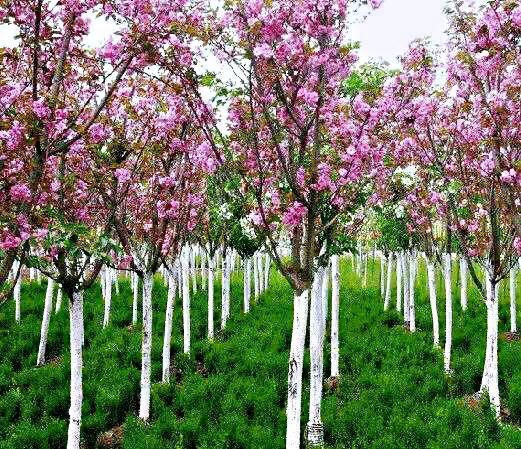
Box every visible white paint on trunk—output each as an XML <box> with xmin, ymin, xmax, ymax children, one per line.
<box><xmin>460</xmin><ymin>257</ymin><xmax>468</xmax><ymax>311</ymax></box>
<box><xmin>409</xmin><ymin>252</ymin><xmax>416</xmax><ymax>332</ymax></box>
<box><xmin>37</xmin><ymin>277</ymin><xmax>55</xmax><ymax>366</ymax></box>
<box><xmin>426</xmin><ymin>260</ymin><xmax>440</xmax><ymax>348</ymax></box>
<box><xmin>67</xmin><ymin>291</ymin><xmax>83</xmax><ymax>449</ymax></box>
<box><xmin>286</xmin><ymin>289</ymin><xmax>309</xmax><ymax>449</ymax></box>
<box><xmin>182</xmin><ymin>249</ymin><xmax>191</xmax><ymax>354</ymax></box>
<box><xmin>132</xmin><ymin>272</ymin><xmax>138</xmax><ymax>325</ymax></box>
<box><xmin>330</xmin><ymin>255</ymin><xmax>340</xmax><ymax>378</ymax></box>
<box><xmin>102</xmin><ymin>267</ymin><xmax>112</xmax><ymax>328</ymax></box>
<box><xmin>443</xmin><ymin>253</ymin><xmax>452</xmax><ymax>373</ymax></box>
<box><xmin>221</xmin><ymin>249</ymin><xmax>230</xmax><ymax>329</ymax></box>
<box><xmin>307</xmin><ymin>268</ymin><xmax>326</xmax><ymax>447</ymax></box>
<box><xmin>243</xmin><ymin>257</ymin><xmax>251</xmax><ymax>313</ymax></box>
<box><xmin>139</xmin><ymin>272</ymin><xmax>153</xmax><ymax>421</ymax></box>
<box><xmin>510</xmin><ymin>268</ymin><xmax>517</xmax><ymax>334</ymax></box>
<box><xmin>254</xmin><ymin>252</ymin><xmax>260</xmax><ymax>300</ymax></box>
<box><xmin>480</xmin><ymin>268</ymin><xmax>500</xmax><ymax>416</ymax></box>
<box><xmin>384</xmin><ymin>253</ymin><xmax>393</xmax><ymax>310</ymax></box>
<box><xmin>402</xmin><ymin>252</ymin><xmax>410</xmax><ymax>326</ymax></box>
<box><xmin>162</xmin><ymin>270</ymin><xmax>176</xmax><ymax>383</ymax></box>
<box><xmin>55</xmin><ymin>285</ymin><xmax>63</xmax><ymax>313</ymax></box>
<box><xmin>380</xmin><ymin>253</ymin><xmax>386</xmax><ymax>297</ymax></box>
<box><xmin>207</xmin><ymin>254</ymin><xmax>215</xmax><ymax>339</ymax></box>
<box><xmin>264</xmin><ymin>253</ymin><xmax>270</xmax><ymax>291</ymax></box>
<box><xmin>396</xmin><ymin>253</ymin><xmax>402</xmax><ymax>312</ymax></box>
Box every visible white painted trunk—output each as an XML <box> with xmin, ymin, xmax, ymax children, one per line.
<box><xmin>14</xmin><ymin>269</ymin><xmax>21</xmax><ymax>323</ymax></box>
<box><xmin>402</xmin><ymin>252</ymin><xmax>410</xmax><ymax>326</ymax></box>
<box><xmin>162</xmin><ymin>272</ymin><xmax>176</xmax><ymax>383</ymax></box>
<box><xmin>221</xmin><ymin>249</ymin><xmax>230</xmax><ymax>329</ymax></box>
<box><xmin>207</xmin><ymin>255</ymin><xmax>215</xmax><ymax>339</ymax></box>
<box><xmin>103</xmin><ymin>267</ymin><xmax>112</xmax><ymax>328</ymax></box>
<box><xmin>396</xmin><ymin>253</ymin><xmax>402</xmax><ymax>312</ymax></box>
<box><xmin>182</xmin><ymin>250</ymin><xmax>191</xmax><ymax>354</ymax></box>
<box><xmin>330</xmin><ymin>255</ymin><xmax>340</xmax><ymax>378</ymax></box>
<box><xmin>427</xmin><ymin>261</ymin><xmax>440</xmax><ymax>348</ymax></box>
<box><xmin>254</xmin><ymin>252</ymin><xmax>260</xmax><ymax>300</ymax></box>
<box><xmin>480</xmin><ymin>269</ymin><xmax>500</xmax><ymax>416</ymax></box>
<box><xmin>409</xmin><ymin>252</ymin><xmax>416</xmax><ymax>333</ymax></box>
<box><xmin>191</xmin><ymin>247</ymin><xmax>197</xmax><ymax>294</ymax></box>
<box><xmin>243</xmin><ymin>257</ymin><xmax>251</xmax><ymax>313</ymax></box>
<box><xmin>321</xmin><ymin>263</ymin><xmax>329</xmax><ymax>327</ymax></box>
<box><xmin>264</xmin><ymin>254</ymin><xmax>270</xmax><ymax>291</ymax></box>
<box><xmin>510</xmin><ymin>268</ymin><xmax>517</xmax><ymax>334</ymax></box>
<box><xmin>29</xmin><ymin>267</ymin><xmax>35</xmax><ymax>281</ymax></box>
<box><xmin>384</xmin><ymin>253</ymin><xmax>393</xmax><ymax>310</ymax></box>
<box><xmin>307</xmin><ymin>269</ymin><xmax>326</xmax><ymax>447</ymax></box>
<box><xmin>286</xmin><ymin>289</ymin><xmax>309</xmax><ymax>449</ymax></box>
<box><xmin>66</xmin><ymin>291</ymin><xmax>84</xmax><ymax>449</ymax></box>
<box><xmin>132</xmin><ymin>272</ymin><xmax>138</xmax><ymax>325</ymax></box>
<box><xmin>139</xmin><ymin>272</ymin><xmax>153</xmax><ymax>421</ymax></box>
<box><xmin>37</xmin><ymin>277</ymin><xmax>55</xmax><ymax>366</ymax></box>
<box><xmin>460</xmin><ymin>257</ymin><xmax>468</xmax><ymax>311</ymax></box>
<box><xmin>380</xmin><ymin>253</ymin><xmax>386</xmax><ymax>297</ymax></box>
<box><xmin>201</xmin><ymin>251</ymin><xmax>207</xmax><ymax>290</ymax></box>
<box><xmin>114</xmin><ymin>269</ymin><xmax>119</xmax><ymax>296</ymax></box>
<box><xmin>55</xmin><ymin>285</ymin><xmax>63</xmax><ymax>313</ymax></box>
<box><xmin>363</xmin><ymin>253</ymin><xmax>368</xmax><ymax>287</ymax></box>
<box><xmin>443</xmin><ymin>253</ymin><xmax>452</xmax><ymax>373</ymax></box>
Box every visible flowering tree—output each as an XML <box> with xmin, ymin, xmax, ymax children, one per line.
<box><xmin>383</xmin><ymin>0</ymin><xmax>521</xmax><ymax>414</ymax></box>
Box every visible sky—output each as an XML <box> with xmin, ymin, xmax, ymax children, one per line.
<box><xmin>350</xmin><ymin>0</ymin><xmax>449</xmax><ymax>67</ymax></box>
<box><xmin>1</xmin><ymin>0</ymin><xmax>450</xmax><ymax>66</ymax></box>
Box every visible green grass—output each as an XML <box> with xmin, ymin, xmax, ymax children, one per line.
<box><xmin>1</xmin><ymin>259</ymin><xmax>521</xmax><ymax>448</ymax></box>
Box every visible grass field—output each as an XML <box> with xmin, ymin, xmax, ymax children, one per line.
<box><xmin>1</xmin><ymin>259</ymin><xmax>521</xmax><ymax>448</ymax></box>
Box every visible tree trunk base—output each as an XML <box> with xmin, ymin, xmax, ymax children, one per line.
<box><xmin>305</xmin><ymin>421</ymin><xmax>324</xmax><ymax>448</ymax></box>
<box><xmin>500</xmin><ymin>331</ymin><xmax>521</xmax><ymax>342</ymax></box>
<box><xmin>324</xmin><ymin>376</ymin><xmax>339</xmax><ymax>392</ymax></box>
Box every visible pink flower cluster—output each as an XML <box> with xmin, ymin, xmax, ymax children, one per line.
<box><xmin>282</xmin><ymin>201</ymin><xmax>307</xmax><ymax>229</ymax></box>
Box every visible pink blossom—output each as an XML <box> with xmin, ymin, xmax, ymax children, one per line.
<box><xmin>32</xmin><ymin>99</ymin><xmax>50</xmax><ymax>119</ymax></box>
<box><xmin>282</xmin><ymin>201</ymin><xmax>307</xmax><ymax>229</ymax></box>
<box><xmin>89</xmin><ymin>123</ymin><xmax>108</xmax><ymax>143</ymax></box>
<box><xmin>253</xmin><ymin>43</ymin><xmax>274</xmax><ymax>58</ymax></box>
<box><xmin>514</xmin><ymin>236</ymin><xmax>521</xmax><ymax>255</ymax></box>
<box><xmin>9</xmin><ymin>183</ymin><xmax>31</xmax><ymax>202</ymax></box>
<box><xmin>298</xmin><ymin>88</ymin><xmax>319</xmax><ymax>106</ymax></box>
<box><xmin>0</xmin><ymin>233</ymin><xmax>22</xmax><ymax>250</ymax></box>
<box><xmin>115</xmin><ymin>168</ymin><xmax>131</xmax><ymax>184</ymax></box>
<box><xmin>512</xmin><ymin>6</ymin><xmax>521</xmax><ymax>28</ymax></box>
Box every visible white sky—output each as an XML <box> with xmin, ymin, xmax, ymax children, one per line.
<box><xmin>350</xmin><ymin>0</ymin><xmax>449</xmax><ymax>67</ymax></box>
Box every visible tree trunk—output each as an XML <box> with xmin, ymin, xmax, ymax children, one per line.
<box><xmin>264</xmin><ymin>253</ymin><xmax>270</xmax><ymax>291</ymax></box>
<box><xmin>244</xmin><ymin>257</ymin><xmax>251</xmax><ymax>313</ymax></box>
<box><xmin>221</xmin><ymin>249</ymin><xmax>230</xmax><ymax>329</ymax></box>
<box><xmin>162</xmin><ymin>270</ymin><xmax>176</xmax><ymax>383</ymax></box>
<box><xmin>427</xmin><ymin>260</ymin><xmax>440</xmax><ymax>348</ymax></box>
<box><xmin>139</xmin><ymin>272</ymin><xmax>153</xmax><ymax>421</ymax></box>
<box><xmin>286</xmin><ymin>289</ymin><xmax>310</xmax><ymax>449</ymax></box>
<box><xmin>380</xmin><ymin>253</ymin><xmax>386</xmax><ymax>297</ymax></box>
<box><xmin>403</xmin><ymin>252</ymin><xmax>410</xmax><ymax>327</ymax></box>
<box><xmin>384</xmin><ymin>253</ymin><xmax>393</xmax><ymax>310</ymax></box>
<box><xmin>307</xmin><ymin>268</ymin><xmax>326</xmax><ymax>447</ymax></box>
<box><xmin>37</xmin><ymin>277</ymin><xmax>55</xmax><ymax>366</ymax></box>
<box><xmin>409</xmin><ymin>251</ymin><xmax>416</xmax><ymax>332</ymax></box>
<box><xmin>460</xmin><ymin>257</ymin><xmax>468</xmax><ymax>311</ymax></box>
<box><xmin>254</xmin><ymin>252</ymin><xmax>260</xmax><ymax>301</ymax></box>
<box><xmin>182</xmin><ymin>249</ymin><xmax>190</xmax><ymax>354</ymax></box>
<box><xmin>103</xmin><ymin>267</ymin><xmax>112</xmax><ymax>328</ymax></box>
<box><xmin>330</xmin><ymin>255</ymin><xmax>340</xmax><ymax>378</ymax></box>
<box><xmin>191</xmin><ymin>246</ymin><xmax>197</xmax><ymax>295</ymax></box>
<box><xmin>207</xmin><ymin>254</ymin><xmax>214</xmax><ymax>339</ymax></box>
<box><xmin>55</xmin><ymin>285</ymin><xmax>63</xmax><ymax>313</ymax></box>
<box><xmin>510</xmin><ymin>267</ymin><xmax>516</xmax><ymax>334</ymax></box>
<box><xmin>443</xmin><ymin>253</ymin><xmax>452</xmax><ymax>373</ymax></box>
<box><xmin>396</xmin><ymin>252</ymin><xmax>402</xmax><ymax>312</ymax></box>
<box><xmin>132</xmin><ymin>272</ymin><xmax>138</xmax><ymax>325</ymax></box>
<box><xmin>480</xmin><ymin>268</ymin><xmax>500</xmax><ymax>416</ymax></box>
<box><xmin>12</xmin><ymin>259</ymin><xmax>21</xmax><ymax>323</ymax></box>
<box><xmin>201</xmin><ymin>251</ymin><xmax>207</xmax><ymax>290</ymax></box>
<box><xmin>67</xmin><ymin>291</ymin><xmax>84</xmax><ymax>449</ymax></box>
